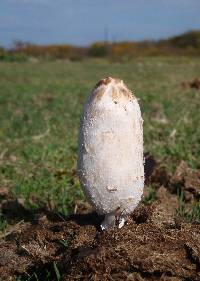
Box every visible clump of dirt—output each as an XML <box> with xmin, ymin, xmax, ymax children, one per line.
<box><xmin>1</xmin><ymin>157</ymin><xmax>200</xmax><ymax>281</ymax></box>
<box><xmin>170</xmin><ymin>161</ymin><xmax>200</xmax><ymax>201</ymax></box>
<box><xmin>181</xmin><ymin>78</ymin><xmax>200</xmax><ymax>90</ymax></box>
<box><xmin>145</xmin><ymin>153</ymin><xmax>171</xmax><ymax>188</ymax></box>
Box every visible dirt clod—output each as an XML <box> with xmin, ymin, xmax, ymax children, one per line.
<box><xmin>171</xmin><ymin>161</ymin><xmax>200</xmax><ymax>200</ymax></box>
<box><xmin>182</xmin><ymin>78</ymin><xmax>200</xmax><ymax>90</ymax></box>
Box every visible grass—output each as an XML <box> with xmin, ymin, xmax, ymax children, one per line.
<box><xmin>142</xmin><ymin>185</ymin><xmax>156</xmax><ymax>205</ymax></box>
<box><xmin>0</xmin><ymin>57</ymin><xmax>200</xmax><ymax>214</ymax></box>
<box><xmin>15</xmin><ymin>261</ymin><xmax>61</xmax><ymax>281</ymax></box>
<box><xmin>176</xmin><ymin>190</ymin><xmax>200</xmax><ymax>223</ymax></box>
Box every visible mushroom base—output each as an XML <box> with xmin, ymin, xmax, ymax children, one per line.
<box><xmin>100</xmin><ymin>211</ymin><xmax>126</xmax><ymax>230</ymax></box>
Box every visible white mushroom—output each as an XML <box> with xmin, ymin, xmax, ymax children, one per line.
<box><xmin>77</xmin><ymin>77</ymin><xmax>144</xmax><ymax>229</ymax></box>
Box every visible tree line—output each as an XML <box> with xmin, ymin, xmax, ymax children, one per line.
<box><xmin>1</xmin><ymin>30</ymin><xmax>200</xmax><ymax>62</ymax></box>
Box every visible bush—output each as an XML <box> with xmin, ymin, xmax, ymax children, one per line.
<box><xmin>89</xmin><ymin>42</ymin><xmax>108</xmax><ymax>57</ymax></box>
<box><xmin>0</xmin><ymin>51</ymin><xmax>27</xmax><ymax>62</ymax></box>
<box><xmin>170</xmin><ymin>31</ymin><xmax>200</xmax><ymax>49</ymax></box>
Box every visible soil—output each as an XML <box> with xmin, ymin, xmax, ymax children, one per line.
<box><xmin>1</xmin><ymin>157</ymin><xmax>200</xmax><ymax>281</ymax></box>
<box><xmin>181</xmin><ymin>78</ymin><xmax>200</xmax><ymax>90</ymax></box>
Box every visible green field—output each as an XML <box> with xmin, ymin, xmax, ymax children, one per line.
<box><xmin>0</xmin><ymin>57</ymin><xmax>200</xmax><ymax>215</ymax></box>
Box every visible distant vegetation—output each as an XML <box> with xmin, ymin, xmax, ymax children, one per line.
<box><xmin>0</xmin><ymin>30</ymin><xmax>200</xmax><ymax>62</ymax></box>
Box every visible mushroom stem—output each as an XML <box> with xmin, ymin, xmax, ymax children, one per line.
<box><xmin>100</xmin><ymin>210</ymin><xmax>126</xmax><ymax>230</ymax></box>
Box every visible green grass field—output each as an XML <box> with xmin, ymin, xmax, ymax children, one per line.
<box><xmin>0</xmin><ymin>57</ymin><xmax>200</xmax><ymax>215</ymax></box>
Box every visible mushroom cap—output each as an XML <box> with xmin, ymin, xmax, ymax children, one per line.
<box><xmin>77</xmin><ymin>77</ymin><xmax>144</xmax><ymax>215</ymax></box>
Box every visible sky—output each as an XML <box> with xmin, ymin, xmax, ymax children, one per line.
<box><xmin>1</xmin><ymin>0</ymin><xmax>200</xmax><ymax>47</ymax></box>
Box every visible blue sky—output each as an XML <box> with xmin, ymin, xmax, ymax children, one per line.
<box><xmin>1</xmin><ymin>0</ymin><xmax>200</xmax><ymax>47</ymax></box>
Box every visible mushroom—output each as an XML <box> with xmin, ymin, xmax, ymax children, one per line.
<box><xmin>77</xmin><ymin>77</ymin><xmax>144</xmax><ymax>229</ymax></box>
